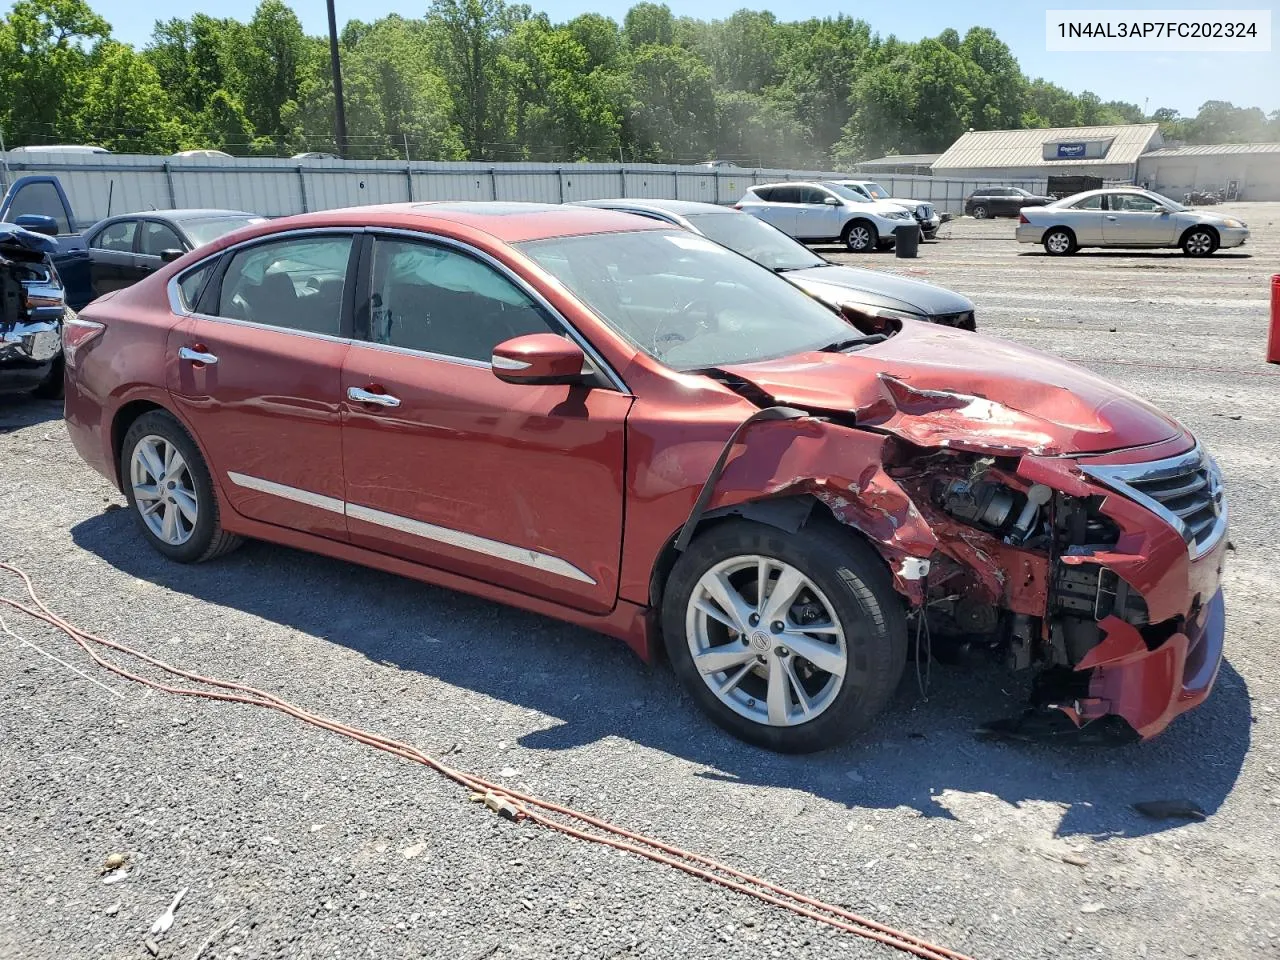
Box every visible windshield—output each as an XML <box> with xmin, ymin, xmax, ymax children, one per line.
<box><xmin>821</xmin><ymin>182</ymin><xmax>870</xmax><ymax>204</ymax></box>
<box><xmin>183</xmin><ymin>216</ymin><xmax>268</xmax><ymax>248</ymax></box>
<box><xmin>684</xmin><ymin>212</ymin><xmax>825</xmax><ymax>272</ymax></box>
<box><xmin>860</xmin><ymin>182</ymin><xmax>890</xmax><ymax>199</ymax></box>
<box><xmin>518</xmin><ymin>230</ymin><xmax>859</xmax><ymax>371</ymax></box>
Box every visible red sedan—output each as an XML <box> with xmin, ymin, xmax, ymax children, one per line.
<box><xmin>63</xmin><ymin>203</ymin><xmax>1227</xmax><ymax>752</ymax></box>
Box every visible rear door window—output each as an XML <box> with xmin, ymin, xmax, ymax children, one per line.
<box><xmin>212</xmin><ymin>234</ymin><xmax>354</xmax><ymax>336</ymax></box>
<box><xmin>1071</xmin><ymin>195</ymin><xmax>1104</xmax><ymax>210</ymax></box>
<box><xmin>770</xmin><ymin>185</ymin><xmax>804</xmax><ymax>204</ymax></box>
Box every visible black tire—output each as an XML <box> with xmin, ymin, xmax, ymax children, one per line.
<box><xmin>31</xmin><ymin>357</ymin><xmax>64</xmax><ymax>399</ymax></box>
<box><xmin>661</xmin><ymin>519</ymin><xmax>907</xmax><ymax>753</ymax></box>
<box><xmin>971</xmin><ymin>204</ymin><xmax>989</xmax><ymax>220</ymax></box>
<box><xmin>1181</xmin><ymin>227</ymin><xmax>1218</xmax><ymax>257</ymax></box>
<box><xmin>120</xmin><ymin>410</ymin><xmax>243</xmax><ymax>563</ymax></box>
<box><xmin>842</xmin><ymin>219</ymin><xmax>877</xmax><ymax>253</ymax></box>
<box><xmin>1042</xmin><ymin>227</ymin><xmax>1077</xmax><ymax>256</ymax></box>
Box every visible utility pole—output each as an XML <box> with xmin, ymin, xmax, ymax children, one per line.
<box><xmin>326</xmin><ymin>0</ymin><xmax>349</xmax><ymax>159</ymax></box>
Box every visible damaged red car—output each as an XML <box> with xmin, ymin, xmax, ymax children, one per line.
<box><xmin>63</xmin><ymin>203</ymin><xmax>1227</xmax><ymax>752</ymax></box>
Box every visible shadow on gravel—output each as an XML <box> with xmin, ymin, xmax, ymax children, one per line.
<box><xmin>0</xmin><ymin>395</ymin><xmax>62</xmax><ymax>434</ymax></box>
<box><xmin>72</xmin><ymin>508</ymin><xmax>1252</xmax><ymax>842</ymax></box>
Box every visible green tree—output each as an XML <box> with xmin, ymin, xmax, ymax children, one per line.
<box><xmin>72</xmin><ymin>40</ymin><xmax>183</xmax><ymax>151</ymax></box>
<box><xmin>0</xmin><ymin>0</ymin><xmax>109</xmax><ymax>146</ymax></box>
<box><xmin>426</xmin><ymin>0</ymin><xmax>520</xmax><ymax>158</ymax></box>
<box><xmin>772</xmin><ymin>17</ymin><xmax>872</xmax><ymax>163</ymax></box>
<box><xmin>960</xmin><ymin>27</ymin><xmax>1025</xmax><ymax>128</ymax></box>
<box><xmin>623</xmin><ymin>2</ymin><xmax>674</xmax><ymax>48</ymax></box>
<box><xmin>624</xmin><ymin>43</ymin><xmax>715</xmax><ymax>161</ymax></box>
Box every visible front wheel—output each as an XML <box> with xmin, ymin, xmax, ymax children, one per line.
<box><xmin>842</xmin><ymin>220</ymin><xmax>876</xmax><ymax>253</ymax></box>
<box><xmin>661</xmin><ymin>520</ymin><xmax>907</xmax><ymax>753</ymax></box>
<box><xmin>1181</xmin><ymin>228</ymin><xmax>1218</xmax><ymax>257</ymax></box>
<box><xmin>120</xmin><ymin>410</ymin><xmax>243</xmax><ymax>563</ymax></box>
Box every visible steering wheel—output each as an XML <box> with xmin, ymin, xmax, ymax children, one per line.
<box><xmin>652</xmin><ymin>297</ymin><xmax>718</xmax><ymax>356</ymax></box>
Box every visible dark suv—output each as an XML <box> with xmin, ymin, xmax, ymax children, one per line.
<box><xmin>1</xmin><ymin>221</ymin><xmax>65</xmax><ymax>397</ymax></box>
<box><xmin>964</xmin><ymin>186</ymin><xmax>1055</xmax><ymax>219</ymax></box>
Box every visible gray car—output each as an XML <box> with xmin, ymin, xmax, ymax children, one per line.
<box><xmin>1016</xmin><ymin>188</ymin><xmax>1250</xmax><ymax>257</ymax></box>
<box><xmin>574</xmin><ymin>198</ymin><xmax>976</xmax><ymax>329</ymax></box>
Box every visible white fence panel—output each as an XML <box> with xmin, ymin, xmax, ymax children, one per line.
<box><xmin>0</xmin><ymin>150</ymin><xmax>1081</xmax><ymax>223</ymax></box>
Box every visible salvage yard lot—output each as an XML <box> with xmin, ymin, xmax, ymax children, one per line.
<box><xmin>2</xmin><ymin>205</ymin><xmax>1279</xmax><ymax>960</ymax></box>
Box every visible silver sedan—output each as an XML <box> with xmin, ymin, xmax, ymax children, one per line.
<box><xmin>1015</xmin><ymin>188</ymin><xmax>1249</xmax><ymax>257</ymax></box>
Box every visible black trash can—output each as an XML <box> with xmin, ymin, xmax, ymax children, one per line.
<box><xmin>894</xmin><ymin>223</ymin><xmax>920</xmax><ymax>259</ymax></box>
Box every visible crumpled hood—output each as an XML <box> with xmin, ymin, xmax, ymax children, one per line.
<box><xmin>787</xmin><ymin>266</ymin><xmax>974</xmax><ymax>318</ymax></box>
<box><xmin>718</xmin><ymin>321</ymin><xmax>1182</xmax><ymax>456</ymax></box>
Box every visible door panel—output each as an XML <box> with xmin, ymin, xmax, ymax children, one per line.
<box><xmin>170</xmin><ymin>318</ymin><xmax>350</xmax><ymax>540</ymax></box>
<box><xmin>340</xmin><ymin>233</ymin><xmax>631</xmax><ymax>613</ymax></box>
<box><xmin>87</xmin><ymin>219</ymin><xmax>140</xmax><ymax>296</ymax></box>
<box><xmin>341</xmin><ymin>347</ymin><xmax>630</xmax><ymax>612</ymax></box>
<box><xmin>168</xmin><ymin>232</ymin><xmax>357</xmax><ymax>540</ymax></box>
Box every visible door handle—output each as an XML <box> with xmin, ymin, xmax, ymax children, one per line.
<box><xmin>178</xmin><ymin>345</ymin><xmax>218</xmax><ymax>365</ymax></box>
<box><xmin>1105</xmin><ymin>216</ymin><xmax>1118</xmax><ymax>220</ymax></box>
<box><xmin>347</xmin><ymin>386</ymin><xmax>401</xmax><ymax>408</ymax></box>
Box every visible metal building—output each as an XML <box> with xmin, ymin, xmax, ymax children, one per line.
<box><xmin>931</xmin><ymin>123</ymin><xmax>1164</xmax><ymax>182</ymax></box>
<box><xmin>1136</xmin><ymin>143</ymin><xmax>1280</xmax><ymax>200</ymax></box>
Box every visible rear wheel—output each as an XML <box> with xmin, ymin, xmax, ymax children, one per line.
<box><xmin>1181</xmin><ymin>227</ymin><xmax>1218</xmax><ymax>257</ymax></box>
<box><xmin>842</xmin><ymin>219</ymin><xmax>877</xmax><ymax>253</ymax></box>
<box><xmin>971</xmin><ymin>204</ymin><xmax>989</xmax><ymax>220</ymax></box>
<box><xmin>661</xmin><ymin>520</ymin><xmax>907</xmax><ymax>753</ymax></box>
<box><xmin>1042</xmin><ymin>227</ymin><xmax>1077</xmax><ymax>256</ymax></box>
<box><xmin>120</xmin><ymin>410</ymin><xmax>242</xmax><ymax>563</ymax></box>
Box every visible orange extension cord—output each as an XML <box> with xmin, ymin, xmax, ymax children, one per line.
<box><xmin>0</xmin><ymin>560</ymin><xmax>975</xmax><ymax>960</ymax></box>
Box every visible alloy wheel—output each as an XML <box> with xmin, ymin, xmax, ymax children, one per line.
<box><xmin>847</xmin><ymin>226</ymin><xmax>872</xmax><ymax>251</ymax></box>
<box><xmin>130</xmin><ymin>435</ymin><xmax>199</xmax><ymax>546</ymax></box>
<box><xmin>972</xmin><ymin>205</ymin><xmax>989</xmax><ymax>219</ymax></box>
<box><xmin>1046</xmin><ymin>231</ymin><xmax>1072</xmax><ymax>254</ymax></box>
<box><xmin>685</xmin><ymin>555</ymin><xmax>848</xmax><ymax>727</ymax></box>
<box><xmin>1185</xmin><ymin>231</ymin><xmax>1213</xmax><ymax>255</ymax></box>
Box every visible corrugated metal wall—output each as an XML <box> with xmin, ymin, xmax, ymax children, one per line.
<box><xmin>0</xmin><ymin>152</ymin><xmax>1056</xmax><ymax>226</ymax></box>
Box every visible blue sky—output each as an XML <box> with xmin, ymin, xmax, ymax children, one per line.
<box><xmin>76</xmin><ymin>0</ymin><xmax>1280</xmax><ymax>116</ymax></box>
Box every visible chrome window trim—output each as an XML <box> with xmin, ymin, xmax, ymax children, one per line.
<box><xmin>1080</xmin><ymin>443</ymin><xmax>1228</xmax><ymax>560</ymax></box>
<box><xmin>165</xmin><ymin>224</ymin><xmax>631</xmax><ymax>393</ymax></box>
<box><xmin>165</xmin><ymin>226</ymin><xmax>362</xmax><ymax>328</ymax></box>
<box><xmin>368</xmin><ymin>227</ymin><xmax>630</xmax><ymax>394</ymax></box>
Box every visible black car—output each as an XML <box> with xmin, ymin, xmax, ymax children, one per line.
<box><xmin>963</xmin><ymin>187</ymin><xmax>1055</xmax><ymax>219</ymax></box>
<box><xmin>1</xmin><ymin>221</ymin><xmax>65</xmax><ymax>397</ymax></box>
<box><xmin>82</xmin><ymin>209</ymin><xmax>265</xmax><ymax>301</ymax></box>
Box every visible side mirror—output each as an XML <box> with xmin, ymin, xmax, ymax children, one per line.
<box><xmin>160</xmin><ymin>248</ymin><xmax>185</xmax><ymax>263</ymax></box>
<box><xmin>13</xmin><ymin>214</ymin><xmax>58</xmax><ymax>237</ymax></box>
<box><xmin>1152</xmin><ymin>205</ymin><xmax>1170</xmax><ymax>215</ymax></box>
<box><xmin>822</xmin><ymin>196</ymin><xmax>841</xmax><ymax>206</ymax></box>
<box><xmin>491</xmin><ymin>333</ymin><xmax>592</xmax><ymax>386</ymax></box>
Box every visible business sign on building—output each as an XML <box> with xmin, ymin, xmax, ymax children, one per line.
<box><xmin>1042</xmin><ymin>137</ymin><xmax>1115</xmax><ymax>161</ymax></box>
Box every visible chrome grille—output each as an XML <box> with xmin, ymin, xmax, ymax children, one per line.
<box><xmin>1081</xmin><ymin>444</ymin><xmax>1226</xmax><ymax>559</ymax></box>
<box><xmin>916</xmin><ymin>204</ymin><xmax>935</xmax><ymax>220</ymax></box>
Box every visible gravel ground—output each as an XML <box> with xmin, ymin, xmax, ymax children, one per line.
<box><xmin>2</xmin><ymin>206</ymin><xmax>1279</xmax><ymax>960</ymax></box>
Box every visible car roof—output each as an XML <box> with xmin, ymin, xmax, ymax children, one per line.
<box><xmin>576</xmin><ymin>198</ymin><xmax>731</xmax><ymax>217</ymax></box>
<box><xmin>263</xmin><ymin>202</ymin><xmax>671</xmax><ymax>244</ymax></box>
<box><xmin>94</xmin><ymin>209</ymin><xmax>259</xmax><ymax>225</ymax></box>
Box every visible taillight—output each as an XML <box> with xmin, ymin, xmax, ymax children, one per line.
<box><xmin>1018</xmin><ymin>213</ymin><xmax>1030</xmax><ymax>224</ymax></box>
<box><xmin>62</xmin><ymin>313</ymin><xmax>105</xmax><ymax>366</ymax></box>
